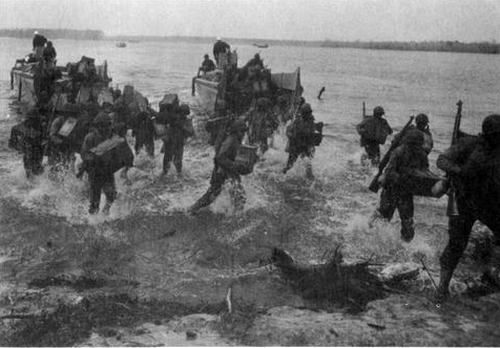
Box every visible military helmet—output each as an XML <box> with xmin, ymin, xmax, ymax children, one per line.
<box><xmin>93</xmin><ymin>112</ymin><xmax>112</xmax><ymax>126</ymax></box>
<box><xmin>404</xmin><ymin>129</ymin><xmax>424</xmax><ymax>146</ymax></box>
<box><xmin>415</xmin><ymin>113</ymin><xmax>429</xmax><ymax>125</ymax></box>
<box><xmin>300</xmin><ymin>103</ymin><xmax>312</xmax><ymax>115</ymax></box>
<box><xmin>179</xmin><ymin>103</ymin><xmax>190</xmax><ymax>115</ymax></box>
<box><xmin>230</xmin><ymin>119</ymin><xmax>248</xmax><ymax>134</ymax></box>
<box><xmin>373</xmin><ymin>106</ymin><xmax>385</xmax><ymax>117</ymax></box>
<box><xmin>482</xmin><ymin>114</ymin><xmax>500</xmax><ymax>135</ymax></box>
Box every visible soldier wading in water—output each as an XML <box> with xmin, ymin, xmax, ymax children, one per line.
<box><xmin>436</xmin><ymin>114</ymin><xmax>500</xmax><ymax>299</ymax></box>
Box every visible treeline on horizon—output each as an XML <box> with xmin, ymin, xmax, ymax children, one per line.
<box><xmin>0</xmin><ymin>28</ymin><xmax>104</xmax><ymax>40</ymax></box>
<box><xmin>1</xmin><ymin>28</ymin><xmax>499</xmax><ymax>54</ymax></box>
<box><xmin>320</xmin><ymin>39</ymin><xmax>500</xmax><ymax>54</ymax></box>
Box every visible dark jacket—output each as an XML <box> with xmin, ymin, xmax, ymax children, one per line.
<box><xmin>437</xmin><ymin>134</ymin><xmax>500</xmax><ymax>225</ymax></box>
<box><xmin>215</xmin><ymin>133</ymin><xmax>241</xmax><ymax>176</ymax></box>
<box><xmin>287</xmin><ymin>114</ymin><xmax>316</xmax><ymax>152</ymax></box>
<box><xmin>384</xmin><ymin>144</ymin><xmax>429</xmax><ymax>186</ymax></box>
<box><xmin>201</xmin><ymin>58</ymin><xmax>216</xmax><ymax>73</ymax></box>
<box><xmin>33</xmin><ymin>34</ymin><xmax>47</xmax><ymax>49</ymax></box>
<box><xmin>43</xmin><ymin>45</ymin><xmax>57</xmax><ymax>61</ymax></box>
<box><xmin>213</xmin><ymin>40</ymin><xmax>230</xmax><ymax>57</ymax></box>
<box><xmin>356</xmin><ymin>116</ymin><xmax>392</xmax><ymax>145</ymax></box>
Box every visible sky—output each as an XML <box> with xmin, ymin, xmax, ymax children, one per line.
<box><xmin>1</xmin><ymin>0</ymin><xmax>500</xmax><ymax>42</ymax></box>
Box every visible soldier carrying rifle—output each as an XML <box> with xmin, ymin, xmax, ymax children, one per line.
<box><xmin>436</xmin><ymin>110</ymin><xmax>500</xmax><ymax>299</ymax></box>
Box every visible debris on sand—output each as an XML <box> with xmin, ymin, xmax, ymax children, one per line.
<box><xmin>270</xmin><ymin>247</ymin><xmax>387</xmax><ymax>311</ymax></box>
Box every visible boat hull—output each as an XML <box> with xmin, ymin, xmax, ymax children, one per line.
<box><xmin>11</xmin><ymin>64</ymin><xmax>39</xmax><ymax>107</ymax></box>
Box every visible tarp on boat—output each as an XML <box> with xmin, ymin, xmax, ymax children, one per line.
<box><xmin>271</xmin><ymin>68</ymin><xmax>301</xmax><ymax>92</ymax></box>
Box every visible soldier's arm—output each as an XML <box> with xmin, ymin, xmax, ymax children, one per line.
<box><xmin>436</xmin><ymin>137</ymin><xmax>477</xmax><ymax>175</ymax></box>
<box><xmin>215</xmin><ymin>137</ymin><xmax>237</xmax><ymax>173</ymax></box>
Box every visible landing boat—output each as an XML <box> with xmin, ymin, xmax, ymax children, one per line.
<box><xmin>192</xmin><ymin>51</ymin><xmax>301</xmax><ymax>115</ymax></box>
<box><xmin>10</xmin><ymin>56</ymin><xmax>111</xmax><ymax>110</ymax></box>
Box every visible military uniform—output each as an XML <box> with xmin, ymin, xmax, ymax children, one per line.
<box><xmin>133</xmin><ymin>111</ymin><xmax>155</xmax><ymax>157</ymax></box>
<box><xmin>283</xmin><ymin>103</ymin><xmax>316</xmax><ymax>177</ymax></box>
<box><xmin>356</xmin><ymin>106</ymin><xmax>392</xmax><ymax>165</ymax></box>
<box><xmin>248</xmin><ymin>98</ymin><xmax>277</xmax><ymax>154</ymax></box>
<box><xmin>22</xmin><ymin>114</ymin><xmax>44</xmax><ymax>178</ymax></box>
<box><xmin>376</xmin><ymin>129</ymin><xmax>429</xmax><ymax>242</ymax></box>
<box><xmin>436</xmin><ymin>114</ymin><xmax>500</xmax><ymax>297</ymax></box>
<box><xmin>190</xmin><ymin>120</ymin><xmax>247</xmax><ymax>212</ymax></box>
<box><xmin>162</xmin><ymin>104</ymin><xmax>189</xmax><ymax>175</ymax></box>
<box><xmin>80</xmin><ymin>115</ymin><xmax>116</xmax><ymax>214</ymax></box>
<box><xmin>48</xmin><ymin>115</ymin><xmax>74</xmax><ymax>172</ymax></box>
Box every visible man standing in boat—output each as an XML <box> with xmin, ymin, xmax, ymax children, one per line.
<box><xmin>197</xmin><ymin>54</ymin><xmax>216</xmax><ymax>77</ymax></box>
<box><xmin>213</xmin><ymin>37</ymin><xmax>230</xmax><ymax>67</ymax></box>
<box><xmin>189</xmin><ymin>119</ymin><xmax>248</xmax><ymax>214</ymax></box>
<box><xmin>32</xmin><ymin>31</ymin><xmax>47</xmax><ymax>60</ymax></box>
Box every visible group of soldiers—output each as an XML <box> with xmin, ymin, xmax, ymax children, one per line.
<box><xmin>357</xmin><ymin>105</ymin><xmax>500</xmax><ymax>299</ymax></box>
<box><xmin>14</xmin><ymin>34</ymin><xmax>500</xmax><ymax>300</ymax></box>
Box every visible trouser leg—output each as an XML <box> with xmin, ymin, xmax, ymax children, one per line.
<box><xmin>283</xmin><ymin>152</ymin><xmax>299</xmax><ymax>173</ymax></box>
<box><xmin>145</xmin><ymin>138</ymin><xmax>155</xmax><ymax>157</ymax></box>
<box><xmin>398</xmin><ymin>192</ymin><xmax>415</xmax><ymax>241</ymax></box>
<box><xmin>101</xmin><ymin>174</ymin><xmax>117</xmax><ymax>214</ymax></box>
<box><xmin>89</xmin><ymin>173</ymin><xmax>104</xmax><ymax>214</ymax></box>
<box><xmin>162</xmin><ymin>142</ymin><xmax>173</xmax><ymax>174</ymax></box>
<box><xmin>228</xmin><ymin>177</ymin><xmax>246</xmax><ymax>211</ymax></box>
<box><xmin>438</xmin><ymin>215</ymin><xmax>475</xmax><ymax>296</ymax></box>
<box><xmin>365</xmin><ymin>143</ymin><xmax>380</xmax><ymax>165</ymax></box>
<box><xmin>191</xmin><ymin>169</ymin><xmax>226</xmax><ymax>211</ymax></box>
<box><xmin>378</xmin><ymin>186</ymin><xmax>397</xmax><ymax>221</ymax></box>
<box><xmin>173</xmin><ymin>143</ymin><xmax>184</xmax><ymax>173</ymax></box>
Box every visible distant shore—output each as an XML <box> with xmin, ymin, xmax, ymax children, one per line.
<box><xmin>1</xmin><ymin>28</ymin><xmax>499</xmax><ymax>54</ymax></box>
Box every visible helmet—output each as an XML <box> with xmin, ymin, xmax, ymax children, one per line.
<box><xmin>415</xmin><ymin>113</ymin><xmax>429</xmax><ymax>125</ymax></box>
<box><xmin>373</xmin><ymin>106</ymin><xmax>385</xmax><ymax>117</ymax></box>
<box><xmin>34</xmin><ymin>30</ymin><xmax>39</xmax><ymax>35</ymax></box>
<box><xmin>216</xmin><ymin>36</ymin><xmax>221</xmax><ymax>41</ymax></box>
<box><xmin>300</xmin><ymin>103</ymin><xmax>312</xmax><ymax>115</ymax></box>
<box><xmin>179</xmin><ymin>103</ymin><xmax>190</xmax><ymax>115</ymax></box>
<box><xmin>404</xmin><ymin>129</ymin><xmax>424</xmax><ymax>146</ymax></box>
<box><xmin>482</xmin><ymin>114</ymin><xmax>500</xmax><ymax>135</ymax></box>
<box><xmin>93</xmin><ymin>112</ymin><xmax>112</xmax><ymax>126</ymax></box>
<box><xmin>230</xmin><ymin>119</ymin><xmax>248</xmax><ymax>134</ymax></box>
<box><xmin>204</xmin><ymin>54</ymin><xmax>209</xmax><ymax>58</ymax></box>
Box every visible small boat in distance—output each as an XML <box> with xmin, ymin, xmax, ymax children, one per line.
<box><xmin>116</xmin><ymin>42</ymin><xmax>127</xmax><ymax>48</ymax></box>
<box><xmin>253</xmin><ymin>43</ymin><xmax>269</xmax><ymax>48</ymax></box>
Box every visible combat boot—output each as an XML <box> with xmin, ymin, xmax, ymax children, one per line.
<box><xmin>400</xmin><ymin>218</ymin><xmax>415</xmax><ymax>242</ymax></box>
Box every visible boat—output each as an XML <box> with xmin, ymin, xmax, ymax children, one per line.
<box><xmin>253</xmin><ymin>43</ymin><xmax>269</xmax><ymax>49</ymax></box>
<box><xmin>116</xmin><ymin>42</ymin><xmax>127</xmax><ymax>48</ymax></box>
<box><xmin>10</xmin><ymin>56</ymin><xmax>111</xmax><ymax>110</ymax></box>
<box><xmin>192</xmin><ymin>51</ymin><xmax>301</xmax><ymax>115</ymax></box>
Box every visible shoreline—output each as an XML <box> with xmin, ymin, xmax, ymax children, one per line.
<box><xmin>0</xmin><ymin>28</ymin><xmax>499</xmax><ymax>54</ymax></box>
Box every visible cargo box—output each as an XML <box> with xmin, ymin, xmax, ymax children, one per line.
<box><xmin>235</xmin><ymin>144</ymin><xmax>258</xmax><ymax>175</ymax></box>
<box><xmin>90</xmin><ymin>135</ymin><xmax>134</xmax><ymax>174</ymax></box>
<box><xmin>8</xmin><ymin>122</ymin><xmax>42</xmax><ymax>152</ymax></box>
<box><xmin>58</xmin><ymin>117</ymin><xmax>78</xmax><ymax>137</ymax></box>
<box><xmin>406</xmin><ymin>169</ymin><xmax>444</xmax><ymax>197</ymax></box>
<box><xmin>159</xmin><ymin>94</ymin><xmax>179</xmax><ymax>112</ymax></box>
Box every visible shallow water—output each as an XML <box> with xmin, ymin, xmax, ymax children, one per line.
<box><xmin>1</xmin><ymin>37</ymin><xmax>499</xmax><ymax>345</ymax></box>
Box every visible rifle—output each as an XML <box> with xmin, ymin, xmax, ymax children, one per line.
<box><xmin>446</xmin><ymin>100</ymin><xmax>463</xmax><ymax>216</ymax></box>
<box><xmin>368</xmin><ymin>115</ymin><xmax>415</xmax><ymax>193</ymax></box>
